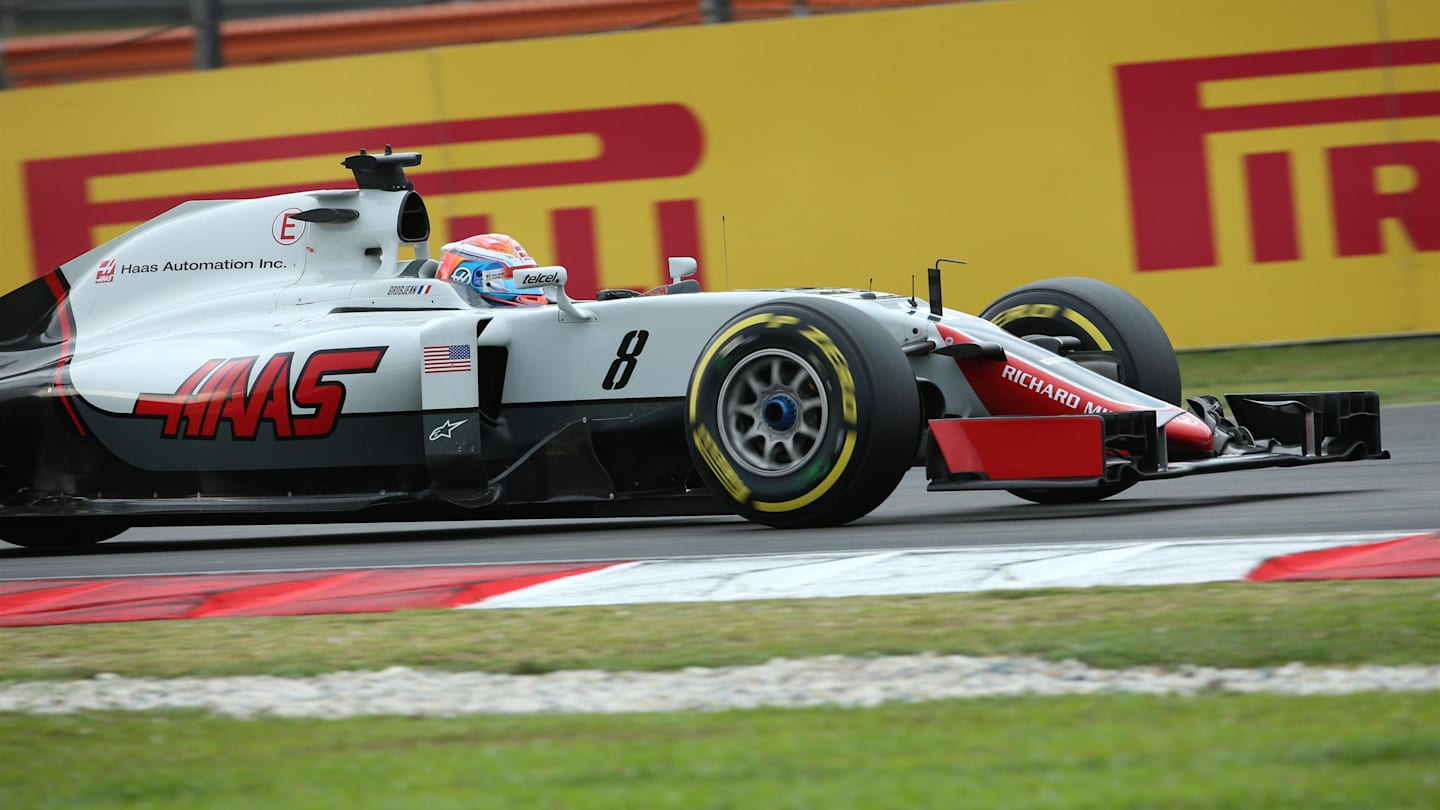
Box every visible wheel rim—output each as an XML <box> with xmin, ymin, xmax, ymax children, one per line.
<box><xmin>716</xmin><ymin>348</ymin><xmax>829</xmax><ymax>477</ymax></box>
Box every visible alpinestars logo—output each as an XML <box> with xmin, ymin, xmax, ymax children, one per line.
<box><xmin>132</xmin><ymin>348</ymin><xmax>386</xmax><ymax>439</ymax></box>
<box><xmin>428</xmin><ymin>419</ymin><xmax>468</xmax><ymax>441</ymax></box>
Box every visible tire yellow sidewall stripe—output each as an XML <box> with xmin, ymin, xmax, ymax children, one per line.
<box><xmin>753</xmin><ymin>430</ymin><xmax>855</xmax><ymax>513</ymax></box>
<box><xmin>691</xmin><ymin>423</ymin><xmax>751</xmax><ymax>504</ymax></box>
<box><xmin>989</xmin><ymin>304</ymin><xmax>1112</xmax><ymax>352</ymax></box>
<box><xmin>753</xmin><ymin>323</ymin><xmax>858</xmax><ymax>514</ymax></box>
<box><xmin>687</xmin><ymin>313</ymin><xmax>798</xmax><ymax>422</ymax></box>
<box><xmin>1060</xmin><ymin>309</ymin><xmax>1112</xmax><ymax>352</ymax></box>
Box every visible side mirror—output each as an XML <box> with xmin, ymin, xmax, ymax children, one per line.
<box><xmin>514</xmin><ymin>265</ymin><xmax>596</xmax><ymax>322</ymax></box>
<box><xmin>667</xmin><ymin>256</ymin><xmax>698</xmax><ymax>284</ymax></box>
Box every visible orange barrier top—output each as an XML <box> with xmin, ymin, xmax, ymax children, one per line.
<box><xmin>1</xmin><ymin>0</ymin><xmax>710</xmax><ymax>86</ymax></box>
<box><xmin>1</xmin><ymin>0</ymin><xmax>977</xmax><ymax>87</ymax></box>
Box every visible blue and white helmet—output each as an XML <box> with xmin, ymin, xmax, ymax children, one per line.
<box><xmin>437</xmin><ymin>233</ymin><xmax>548</xmax><ymax>307</ymax></box>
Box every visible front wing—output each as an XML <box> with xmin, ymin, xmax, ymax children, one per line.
<box><xmin>926</xmin><ymin>391</ymin><xmax>1388</xmax><ymax>491</ymax></box>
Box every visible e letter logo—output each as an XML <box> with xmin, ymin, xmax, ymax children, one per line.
<box><xmin>272</xmin><ymin>208</ymin><xmax>306</xmax><ymax>245</ymax></box>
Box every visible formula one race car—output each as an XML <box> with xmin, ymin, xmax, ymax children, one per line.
<box><xmin>0</xmin><ymin>149</ymin><xmax>1388</xmax><ymax>548</ymax></box>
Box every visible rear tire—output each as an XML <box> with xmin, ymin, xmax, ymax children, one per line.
<box><xmin>685</xmin><ymin>298</ymin><xmax>920</xmax><ymax>528</ymax></box>
<box><xmin>980</xmin><ymin>277</ymin><xmax>1181</xmax><ymax>505</ymax></box>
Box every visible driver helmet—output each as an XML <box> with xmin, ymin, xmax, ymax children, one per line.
<box><xmin>436</xmin><ymin>233</ymin><xmax>548</xmax><ymax>307</ymax></box>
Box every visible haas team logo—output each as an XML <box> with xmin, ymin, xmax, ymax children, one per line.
<box><xmin>132</xmin><ymin>348</ymin><xmax>385</xmax><ymax>439</ymax></box>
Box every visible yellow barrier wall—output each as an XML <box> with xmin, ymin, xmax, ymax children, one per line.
<box><xmin>2</xmin><ymin>0</ymin><xmax>1437</xmax><ymax>347</ymax></box>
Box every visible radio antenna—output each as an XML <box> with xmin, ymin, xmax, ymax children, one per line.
<box><xmin>722</xmin><ymin>215</ymin><xmax>731</xmax><ymax>291</ymax></box>
<box><xmin>909</xmin><ymin>275</ymin><xmax>917</xmax><ymax>309</ymax></box>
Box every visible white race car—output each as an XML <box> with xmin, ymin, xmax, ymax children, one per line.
<box><xmin>0</xmin><ymin>149</ymin><xmax>1387</xmax><ymax>548</ymax></box>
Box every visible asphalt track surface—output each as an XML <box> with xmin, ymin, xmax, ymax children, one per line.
<box><xmin>2</xmin><ymin>404</ymin><xmax>1436</xmax><ymax>582</ymax></box>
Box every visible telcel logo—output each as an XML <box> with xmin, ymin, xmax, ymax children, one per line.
<box><xmin>1116</xmin><ymin>39</ymin><xmax>1440</xmax><ymax>270</ymax></box>
<box><xmin>522</xmin><ymin>271</ymin><xmax>562</xmax><ymax>286</ymax></box>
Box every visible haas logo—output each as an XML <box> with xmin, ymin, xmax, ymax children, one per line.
<box><xmin>132</xmin><ymin>348</ymin><xmax>385</xmax><ymax>439</ymax></box>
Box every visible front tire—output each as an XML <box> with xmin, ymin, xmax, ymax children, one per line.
<box><xmin>686</xmin><ymin>298</ymin><xmax>920</xmax><ymax>528</ymax></box>
<box><xmin>981</xmin><ymin>276</ymin><xmax>1181</xmax><ymax>405</ymax></box>
<box><xmin>980</xmin><ymin>277</ymin><xmax>1181</xmax><ymax>505</ymax></box>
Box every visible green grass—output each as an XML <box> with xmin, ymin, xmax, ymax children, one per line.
<box><xmin>3</xmin><ymin>693</ymin><xmax>1438</xmax><ymax>809</ymax></box>
<box><xmin>4</xmin><ymin>580</ymin><xmax>1439</xmax><ymax>682</ymax></box>
<box><xmin>1179</xmin><ymin>336</ymin><xmax>1440</xmax><ymax>404</ymax></box>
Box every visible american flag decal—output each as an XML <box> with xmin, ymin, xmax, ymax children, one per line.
<box><xmin>423</xmin><ymin>344</ymin><xmax>472</xmax><ymax>374</ymax></box>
